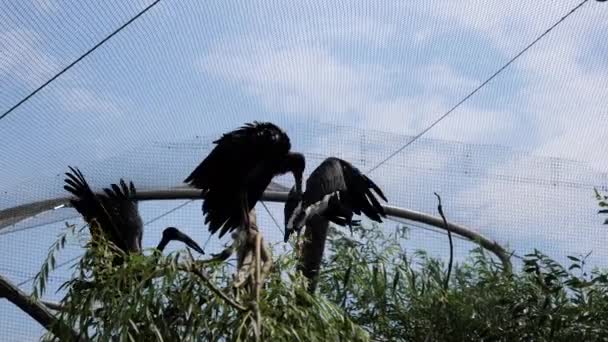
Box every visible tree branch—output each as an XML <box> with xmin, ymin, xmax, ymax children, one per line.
<box><xmin>0</xmin><ymin>273</ymin><xmax>80</xmax><ymax>341</ymax></box>
<box><xmin>383</xmin><ymin>205</ymin><xmax>513</xmax><ymax>274</ymax></box>
<box><xmin>434</xmin><ymin>193</ymin><xmax>453</xmax><ymax>290</ymax></box>
<box><xmin>181</xmin><ymin>265</ymin><xmax>248</xmax><ymax>312</ymax></box>
<box><xmin>41</xmin><ymin>300</ymin><xmax>63</xmax><ymax>311</ymax></box>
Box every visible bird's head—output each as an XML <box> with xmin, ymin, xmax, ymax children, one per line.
<box><xmin>159</xmin><ymin>227</ymin><xmax>205</xmax><ymax>254</ymax></box>
<box><xmin>282</xmin><ymin>152</ymin><xmax>305</xmax><ymax>195</ymax></box>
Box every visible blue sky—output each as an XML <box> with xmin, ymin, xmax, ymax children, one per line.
<box><xmin>1</xmin><ymin>0</ymin><xmax>608</xmax><ymax>339</ymax></box>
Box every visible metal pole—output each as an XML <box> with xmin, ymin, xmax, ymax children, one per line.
<box><xmin>0</xmin><ymin>189</ymin><xmax>512</xmax><ymax>272</ymax></box>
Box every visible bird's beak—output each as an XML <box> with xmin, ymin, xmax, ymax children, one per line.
<box><xmin>294</xmin><ymin>172</ymin><xmax>303</xmax><ymax>196</ymax></box>
<box><xmin>174</xmin><ymin>231</ymin><xmax>205</xmax><ymax>255</ymax></box>
<box><xmin>284</xmin><ymin>228</ymin><xmax>292</xmax><ymax>243</ymax></box>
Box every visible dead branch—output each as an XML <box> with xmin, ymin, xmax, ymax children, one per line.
<box><xmin>434</xmin><ymin>193</ymin><xmax>453</xmax><ymax>290</ymax></box>
<box><xmin>297</xmin><ymin>215</ymin><xmax>330</xmax><ymax>294</ymax></box>
<box><xmin>0</xmin><ymin>273</ymin><xmax>81</xmax><ymax>341</ymax></box>
<box><xmin>383</xmin><ymin>205</ymin><xmax>513</xmax><ymax>274</ymax></box>
<box><xmin>233</xmin><ymin>210</ymin><xmax>272</xmax><ymax>293</ymax></box>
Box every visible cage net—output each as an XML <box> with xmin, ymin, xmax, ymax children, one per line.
<box><xmin>1</xmin><ymin>0</ymin><xmax>607</xmax><ymax>340</ymax></box>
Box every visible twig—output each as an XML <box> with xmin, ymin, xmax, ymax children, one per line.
<box><xmin>434</xmin><ymin>192</ymin><xmax>453</xmax><ymax>290</ymax></box>
<box><xmin>341</xmin><ymin>261</ymin><xmax>352</xmax><ymax>308</ymax></box>
<box><xmin>182</xmin><ymin>265</ymin><xmax>248</xmax><ymax>312</ymax></box>
<box><xmin>0</xmin><ymin>273</ymin><xmax>81</xmax><ymax>341</ymax></box>
<box><xmin>254</xmin><ymin>232</ymin><xmax>263</xmax><ymax>341</ymax></box>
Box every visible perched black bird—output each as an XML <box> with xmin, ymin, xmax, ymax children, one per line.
<box><xmin>185</xmin><ymin>121</ymin><xmax>305</xmax><ymax>238</ymax></box>
<box><xmin>284</xmin><ymin>157</ymin><xmax>388</xmax><ymax>242</ymax></box>
<box><xmin>64</xmin><ymin>166</ymin><xmax>204</xmax><ymax>257</ymax></box>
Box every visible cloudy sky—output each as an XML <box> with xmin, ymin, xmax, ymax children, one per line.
<box><xmin>0</xmin><ymin>0</ymin><xmax>607</xmax><ymax>339</ymax></box>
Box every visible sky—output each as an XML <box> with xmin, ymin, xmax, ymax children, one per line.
<box><xmin>0</xmin><ymin>0</ymin><xmax>607</xmax><ymax>340</ymax></box>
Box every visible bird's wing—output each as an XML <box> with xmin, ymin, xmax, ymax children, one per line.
<box><xmin>184</xmin><ymin>121</ymin><xmax>291</xmax><ymax>190</ymax></box>
<box><xmin>63</xmin><ymin>167</ymin><xmax>128</xmax><ymax>252</ymax></box>
<box><xmin>185</xmin><ymin>122</ymin><xmax>291</xmax><ymax>235</ymax></box>
<box><xmin>302</xmin><ymin>157</ymin><xmax>348</xmax><ymax>206</ymax></box>
<box><xmin>339</xmin><ymin>159</ymin><xmax>388</xmax><ymax>222</ymax></box>
<box><xmin>202</xmin><ymin>159</ymin><xmax>277</xmax><ymax>237</ymax></box>
<box><xmin>101</xmin><ymin>179</ymin><xmax>144</xmax><ymax>253</ymax></box>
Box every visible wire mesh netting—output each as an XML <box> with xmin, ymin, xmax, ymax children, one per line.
<box><xmin>2</xmin><ymin>126</ymin><xmax>608</xmax><ymax>339</ymax></box>
<box><xmin>1</xmin><ymin>0</ymin><xmax>607</xmax><ymax>340</ymax></box>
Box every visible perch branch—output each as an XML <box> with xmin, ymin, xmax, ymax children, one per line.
<box><xmin>2</xmin><ymin>190</ymin><xmax>512</xmax><ymax>272</ymax></box>
<box><xmin>382</xmin><ymin>205</ymin><xmax>513</xmax><ymax>274</ymax></box>
<box><xmin>41</xmin><ymin>300</ymin><xmax>63</xmax><ymax>311</ymax></box>
<box><xmin>434</xmin><ymin>193</ymin><xmax>453</xmax><ymax>290</ymax></box>
<box><xmin>0</xmin><ymin>273</ymin><xmax>80</xmax><ymax>341</ymax></box>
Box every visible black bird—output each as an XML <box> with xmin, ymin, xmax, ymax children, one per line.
<box><xmin>64</xmin><ymin>166</ymin><xmax>204</xmax><ymax>257</ymax></box>
<box><xmin>185</xmin><ymin>121</ymin><xmax>305</xmax><ymax>238</ymax></box>
<box><xmin>284</xmin><ymin>157</ymin><xmax>388</xmax><ymax>242</ymax></box>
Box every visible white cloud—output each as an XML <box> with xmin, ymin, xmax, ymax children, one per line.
<box><xmin>451</xmin><ymin>152</ymin><xmax>608</xmax><ymax>265</ymax></box>
<box><xmin>61</xmin><ymin>88</ymin><xmax>123</xmax><ymax>117</ymax></box>
<box><xmin>192</xmin><ymin>1</ymin><xmax>608</xmax><ymax>265</ymax></box>
<box><xmin>425</xmin><ymin>1</ymin><xmax>584</xmax><ymax>54</ymax></box>
<box><xmin>199</xmin><ymin>43</ymin><xmax>387</xmax><ymax>117</ymax></box>
<box><xmin>34</xmin><ymin>0</ymin><xmax>60</xmax><ymax>13</ymax></box>
<box><xmin>0</xmin><ymin>30</ymin><xmax>58</xmax><ymax>87</ymax></box>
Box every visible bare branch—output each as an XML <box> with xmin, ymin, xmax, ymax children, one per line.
<box><xmin>383</xmin><ymin>204</ymin><xmax>513</xmax><ymax>274</ymax></box>
<box><xmin>41</xmin><ymin>300</ymin><xmax>63</xmax><ymax>311</ymax></box>
<box><xmin>434</xmin><ymin>192</ymin><xmax>453</xmax><ymax>290</ymax></box>
<box><xmin>297</xmin><ymin>215</ymin><xmax>330</xmax><ymax>294</ymax></box>
<box><xmin>2</xmin><ymin>190</ymin><xmax>513</xmax><ymax>274</ymax></box>
<box><xmin>0</xmin><ymin>273</ymin><xmax>81</xmax><ymax>341</ymax></box>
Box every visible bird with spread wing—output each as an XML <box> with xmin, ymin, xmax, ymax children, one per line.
<box><xmin>185</xmin><ymin>121</ymin><xmax>305</xmax><ymax>238</ymax></box>
<box><xmin>64</xmin><ymin>166</ymin><xmax>204</xmax><ymax>258</ymax></box>
<box><xmin>284</xmin><ymin>157</ymin><xmax>388</xmax><ymax>242</ymax></box>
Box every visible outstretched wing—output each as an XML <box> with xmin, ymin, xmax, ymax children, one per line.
<box><xmin>185</xmin><ymin>122</ymin><xmax>291</xmax><ymax>236</ymax></box>
<box><xmin>101</xmin><ymin>179</ymin><xmax>143</xmax><ymax>253</ymax></box>
<box><xmin>64</xmin><ymin>167</ymin><xmax>142</xmax><ymax>253</ymax></box>
<box><xmin>339</xmin><ymin>159</ymin><xmax>388</xmax><ymax>222</ymax></box>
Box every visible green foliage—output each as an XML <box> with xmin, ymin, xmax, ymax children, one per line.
<box><xmin>42</xmin><ymin>230</ymin><xmax>367</xmax><ymax>341</ymax></box>
<box><xmin>594</xmin><ymin>188</ymin><xmax>608</xmax><ymax>224</ymax></box>
<box><xmin>38</xmin><ymin>220</ymin><xmax>608</xmax><ymax>341</ymax></box>
<box><xmin>317</xmin><ymin>223</ymin><xmax>608</xmax><ymax>341</ymax></box>
<box><xmin>32</xmin><ymin>222</ymin><xmax>80</xmax><ymax>299</ymax></box>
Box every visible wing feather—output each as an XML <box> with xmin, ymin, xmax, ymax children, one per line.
<box><xmin>186</xmin><ymin>122</ymin><xmax>292</xmax><ymax>235</ymax></box>
<box><xmin>338</xmin><ymin>159</ymin><xmax>388</xmax><ymax>223</ymax></box>
<box><xmin>64</xmin><ymin>167</ymin><xmax>142</xmax><ymax>253</ymax></box>
<box><xmin>302</xmin><ymin>157</ymin><xmax>347</xmax><ymax>206</ymax></box>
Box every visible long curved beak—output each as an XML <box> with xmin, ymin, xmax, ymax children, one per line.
<box><xmin>294</xmin><ymin>171</ymin><xmax>303</xmax><ymax>195</ymax></box>
<box><xmin>175</xmin><ymin>231</ymin><xmax>205</xmax><ymax>255</ymax></box>
<box><xmin>284</xmin><ymin>228</ymin><xmax>293</xmax><ymax>243</ymax></box>
<box><xmin>159</xmin><ymin>227</ymin><xmax>205</xmax><ymax>254</ymax></box>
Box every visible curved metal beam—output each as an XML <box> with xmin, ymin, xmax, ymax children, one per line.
<box><xmin>0</xmin><ymin>189</ymin><xmax>512</xmax><ymax>272</ymax></box>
